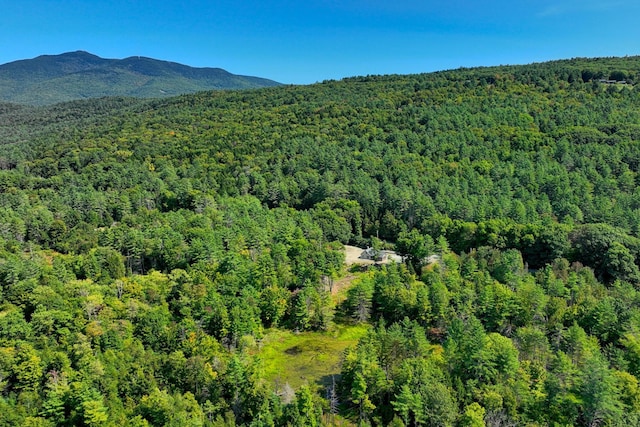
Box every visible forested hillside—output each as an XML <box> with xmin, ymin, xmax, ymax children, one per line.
<box><xmin>0</xmin><ymin>51</ymin><xmax>281</xmax><ymax>106</ymax></box>
<box><xmin>1</xmin><ymin>56</ymin><xmax>640</xmax><ymax>426</ymax></box>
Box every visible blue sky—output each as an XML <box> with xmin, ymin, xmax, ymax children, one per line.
<box><xmin>1</xmin><ymin>0</ymin><xmax>639</xmax><ymax>84</ymax></box>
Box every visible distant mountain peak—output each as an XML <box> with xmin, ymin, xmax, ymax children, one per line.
<box><xmin>58</xmin><ymin>50</ymin><xmax>100</xmax><ymax>57</ymax></box>
<box><xmin>0</xmin><ymin>51</ymin><xmax>281</xmax><ymax>105</ymax></box>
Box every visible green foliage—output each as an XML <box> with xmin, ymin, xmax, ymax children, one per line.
<box><xmin>395</xmin><ymin>229</ymin><xmax>434</xmax><ymax>272</ymax></box>
<box><xmin>1</xmin><ymin>56</ymin><xmax>640</xmax><ymax>425</ymax></box>
<box><xmin>460</xmin><ymin>402</ymin><xmax>486</xmax><ymax>427</ymax></box>
<box><xmin>344</xmin><ymin>275</ymin><xmax>375</xmax><ymax>323</ymax></box>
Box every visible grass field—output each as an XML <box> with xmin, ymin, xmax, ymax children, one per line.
<box><xmin>254</xmin><ymin>269</ymin><xmax>370</xmax><ymax>390</ymax></box>
<box><xmin>256</xmin><ymin>324</ymin><xmax>369</xmax><ymax>390</ymax></box>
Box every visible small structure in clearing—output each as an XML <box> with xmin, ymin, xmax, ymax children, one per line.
<box><xmin>344</xmin><ymin>245</ymin><xmax>403</xmax><ymax>265</ymax></box>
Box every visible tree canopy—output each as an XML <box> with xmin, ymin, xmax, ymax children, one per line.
<box><xmin>1</xmin><ymin>56</ymin><xmax>640</xmax><ymax>425</ymax></box>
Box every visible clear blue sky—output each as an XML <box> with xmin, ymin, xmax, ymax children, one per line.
<box><xmin>1</xmin><ymin>0</ymin><xmax>639</xmax><ymax>84</ymax></box>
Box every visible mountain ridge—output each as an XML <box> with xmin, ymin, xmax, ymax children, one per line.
<box><xmin>0</xmin><ymin>51</ymin><xmax>282</xmax><ymax>105</ymax></box>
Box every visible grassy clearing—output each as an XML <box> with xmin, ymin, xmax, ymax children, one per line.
<box><xmin>252</xmin><ymin>266</ymin><xmax>370</xmax><ymax>391</ymax></box>
<box><xmin>256</xmin><ymin>324</ymin><xmax>369</xmax><ymax>390</ymax></box>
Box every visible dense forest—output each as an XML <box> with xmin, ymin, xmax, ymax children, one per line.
<box><xmin>1</xmin><ymin>56</ymin><xmax>640</xmax><ymax>426</ymax></box>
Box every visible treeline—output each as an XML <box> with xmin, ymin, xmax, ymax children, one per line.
<box><xmin>0</xmin><ymin>56</ymin><xmax>640</xmax><ymax>425</ymax></box>
<box><xmin>3</xmin><ymin>57</ymin><xmax>640</xmax><ymax>279</ymax></box>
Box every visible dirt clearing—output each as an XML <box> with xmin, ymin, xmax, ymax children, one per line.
<box><xmin>344</xmin><ymin>245</ymin><xmax>375</xmax><ymax>265</ymax></box>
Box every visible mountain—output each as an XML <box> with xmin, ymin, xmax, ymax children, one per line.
<box><xmin>0</xmin><ymin>51</ymin><xmax>282</xmax><ymax>105</ymax></box>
